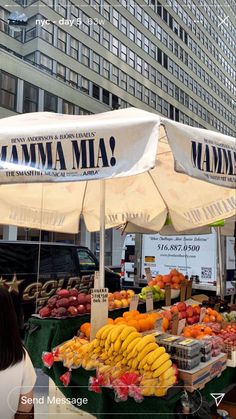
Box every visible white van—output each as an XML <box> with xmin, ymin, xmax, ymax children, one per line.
<box><xmin>120</xmin><ymin>234</ymin><xmax>135</xmax><ymax>283</ymax></box>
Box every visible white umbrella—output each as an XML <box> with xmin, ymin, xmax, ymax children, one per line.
<box><xmin>0</xmin><ymin>108</ymin><xmax>235</xmax><ymax>287</ymax></box>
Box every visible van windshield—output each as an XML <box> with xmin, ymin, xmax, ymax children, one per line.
<box><xmin>124</xmin><ymin>245</ymin><xmax>135</xmax><ymax>263</ymax></box>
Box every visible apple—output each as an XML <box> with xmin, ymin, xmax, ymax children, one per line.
<box><xmin>67</xmin><ymin>306</ymin><xmax>78</xmax><ymax>316</ymax></box>
<box><xmin>56</xmin><ymin>289</ymin><xmax>70</xmax><ymax>298</ymax></box>
<box><xmin>86</xmin><ymin>303</ymin><xmax>91</xmax><ymax>312</ymax></box>
<box><xmin>187</xmin><ymin>317</ymin><xmax>195</xmax><ymax>325</ymax></box>
<box><xmin>180</xmin><ymin>311</ymin><xmax>187</xmax><ymax>319</ymax></box>
<box><xmin>47</xmin><ymin>296</ymin><xmax>58</xmax><ymax>309</ymax></box>
<box><xmin>39</xmin><ymin>306</ymin><xmax>51</xmax><ymax>318</ymax></box>
<box><xmin>77</xmin><ymin>304</ymin><xmax>86</xmax><ymax>314</ymax></box>
<box><xmin>108</xmin><ymin>301</ymin><xmax>115</xmax><ymax>310</ymax></box>
<box><xmin>56</xmin><ymin>298</ymin><xmax>70</xmax><ymax>308</ymax></box>
<box><xmin>68</xmin><ymin>296</ymin><xmax>79</xmax><ymax>306</ymax></box>
<box><xmin>193</xmin><ymin>315</ymin><xmax>200</xmax><ymax>323</ymax></box>
<box><xmin>177</xmin><ymin>302</ymin><xmax>186</xmax><ymax>312</ymax></box>
<box><xmin>70</xmin><ymin>288</ymin><xmax>79</xmax><ymax>297</ymax></box>
<box><xmin>77</xmin><ymin>293</ymin><xmax>87</xmax><ymax>305</ymax></box>
<box><xmin>170</xmin><ymin>306</ymin><xmax>179</xmax><ymax>314</ymax></box>
<box><xmin>186</xmin><ymin>307</ymin><xmax>194</xmax><ymax>317</ymax></box>
<box><xmin>85</xmin><ymin>294</ymin><xmax>91</xmax><ymax>304</ymax></box>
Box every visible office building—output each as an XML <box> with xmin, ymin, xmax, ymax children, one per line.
<box><xmin>0</xmin><ymin>0</ymin><xmax>235</xmax><ymax>262</ymax></box>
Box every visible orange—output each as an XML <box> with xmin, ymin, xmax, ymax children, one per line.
<box><xmin>206</xmin><ymin>308</ymin><xmax>213</xmax><ymax>315</ymax></box>
<box><xmin>80</xmin><ymin>322</ymin><xmax>90</xmax><ymax>334</ymax></box>
<box><xmin>191</xmin><ymin>329</ymin><xmax>200</xmax><ymax>338</ymax></box>
<box><xmin>114</xmin><ymin>317</ymin><xmax>125</xmax><ymax>324</ymax></box>
<box><xmin>209</xmin><ymin>315</ymin><xmax>216</xmax><ymax>322</ymax></box>
<box><xmin>216</xmin><ymin>314</ymin><xmax>222</xmax><ymax>322</ymax></box>
<box><xmin>148</xmin><ymin>280</ymin><xmax>155</xmax><ymax>286</ymax></box>
<box><xmin>149</xmin><ymin>312</ymin><xmax>161</xmax><ymax>320</ymax></box>
<box><xmin>127</xmin><ymin>319</ymin><xmax>140</xmax><ymax>331</ymax></box>
<box><xmin>203</xmin><ymin>315</ymin><xmax>210</xmax><ymax>323</ymax></box>
<box><xmin>138</xmin><ymin>319</ymin><xmax>150</xmax><ymax>332</ymax></box>
<box><xmin>204</xmin><ymin>326</ymin><xmax>212</xmax><ymax>335</ymax></box>
<box><xmin>85</xmin><ymin>324</ymin><xmax>90</xmax><ymax>338</ymax></box>
<box><xmin>162</xmin><ymin>318</ymin><xmax>169</xmax><ymax>331</ymax></box>
<box><xmin>183</xmin><ymin>330</ymin><xmax>192</xmax><ymax>338</ymax></box>
<box><xmin>138</xmin><ymin>313</ymin><xmax>148</xmax><ymax>320</ymax></box>
<box><xmin>128</xmin><ymin>310</ymin><xmax>140</xmax><ymax>318</ymax></box>
<box><xmin>107</xmin><ymin>318</ymin><xmax>114</xmax><ymax>324</ymax></box>
<box><xmin>172</xmin><ymin>276</ymin><xmax>181</xmax><ymax>284</ymax></box>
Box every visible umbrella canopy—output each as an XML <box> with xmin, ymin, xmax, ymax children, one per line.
<box><xmin>0</xmin><ymin>108</ymin><xmax>235</xmax><ymax>234</ymax></box>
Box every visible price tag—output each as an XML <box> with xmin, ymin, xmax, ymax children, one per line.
<box><xmin>200</xmin><ymin>307</ymin><xmax>206</xmax><ymax>322</ymax></box>
<box><xmin>177</xmin><ymin>318</ymin><xmax>186</xmax><ymax>335</ymax></box>
<box><xmin>146</xmin><ymin>291</ymin><xmax>154</xmax><ymax>312</ymax></box>
<box><xmin>155</xmin><ymin>317</ymin><xmax>163</xmax><ymax>331</ymax></box>
<box><xmin>145</xmin><ymin>267</ymin><xmax>152</xmax><ymax>282</ymax></box>
<box><xmin>90</xmin><ymin>288</ymin><xmax>108</xmax><ymax>340</ymax></box>
<box><xmin>94</xmin><ymin>271</ymin><xmax>100</xmax><ymax>289</ymax></box>
<box><xmin>129</xmin><ymin>295</ymin><xmax>139</xmax><ymax>311</ymax></box>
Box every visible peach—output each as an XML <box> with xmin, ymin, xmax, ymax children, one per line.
<box><xmin>127</xmin><ymin>289</ymin><xmax>135</xmax><ymax>297</ymax></box>
<box><xmin>120</xmin><ymin>290</ymin><xmax>127</xmax><ymax>298</ymax></box>
<box><xmin>121</xmin><ymin>298</ymin><xmax>129</xmax><ymax>308</ymax></box>
<box><xmin>114</xmin><ymin>299</ymin><xmax>122</xmax><ymax>308</ymax></box>
<box><xmin>113</xmin><ymin>292</ymin><xmax>122</xmax><ymax>300</ymax></box>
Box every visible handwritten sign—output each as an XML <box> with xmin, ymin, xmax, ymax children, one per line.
<box><xmin>200</xmin><ymin>307</ymin><xmax>207</xmax><ymax>323</ymax></box>
<box><xmin>129</xmin><ymin>295</ymin><xmax>139</xmax><ymax>311</ymax></box>
<box><xmin>145</xmin><ymin>267</ymin><xmax>152</xmax><ymax>282</ymax></box>
<box><xmin>177</xmin><ymin>318</ymin><xmax>186</xmax><ymax>335</ymax></box>
<box><xmin>90</xmin><ymin>288</ymin><xmax>108</xmax><ymax>340</ymax></box>
<box><xmin>146</xmin><ymin>291</ymin><xmax>154</xmax><ymax>312</ymax></box>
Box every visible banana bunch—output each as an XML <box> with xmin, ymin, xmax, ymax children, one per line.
<box><xmin>140</xmin><ymin>365</ymin><xmax>177</xmax><ymax>397</ymax></box>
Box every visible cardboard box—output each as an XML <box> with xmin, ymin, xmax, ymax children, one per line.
<box><xmin>178</xmin><ymin>353</ymin><xmax>227</xmax><ymax>391</ymax></box>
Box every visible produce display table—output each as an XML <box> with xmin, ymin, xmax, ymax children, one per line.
<box><xmin>44</xmin><ymin>364</ymin><xmax>235</xmax><ymax>419</ymax></box>
<box><xmin>25</xmin><ymin>301</ymin><xmax>166</xmax><ymax>368</ymax></box>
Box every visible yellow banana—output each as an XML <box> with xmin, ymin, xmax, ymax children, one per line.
<box><xmin>161</xmin><ymin>375</ymin><xmax>176</xmax><ymax>387</ymax></box>
<box><xmin>114</xmin><ymin>354</ymin><xmax>123</xmax><ymax>363</ymax></box>
<box><xmin>155</xmin><ymin>387</ymin><xmax>168</xmax><ymax>397</ymax></box>
<box><xmin>137</xmin><ymin>342</ymin><xmax>158</xmax><ymax>363</ymax></box>
<box><xmin>147</xmin><ymin>347</ymin><xmax>166</xmax><ymax>365</ymax></box>
<box><xmin>96</xmin><ymin>324</ymin><xmax>114</xmax><ymax>339</ymax></box>
<box><xmin>110</xmin><ymin>325</ymin><xmax>127</xmax><ymax>342</ymax></box>
<box><xmin>152</xmin><ymin>360</ymin><xmax>172</xmax><ymax>378</ymax></box>
<box><xmin>126</xmin><ymin>337</ymin><xmax>142</xmax><ymax>354</ymax></box>
<box><xmin>151</xmin><ymin>353</ymin><xmax>170</xmax><ymax>371</ymax></box>
<box><xmin>160</xmin><ymin>366</ymin><xmax>175</xmax><ymax>381</ymax></box>
<box><xmin>121</xmin><ymin>332</ymin><xmax>140</xmax><ymax>351</ymax></box>
<box><xmin>114</xmin><ymin>337</ymin><xmax>122</xmax><ymax>353</ymax></box>
<box><xmin>136</xmin><ymin>334</ymin><xmax>156</xmax><ymax>352</ymax></box>
<box><xmin>131</xmin><ymin>357</ymin><xmax>139</xmax><ymax>370</ymax></box>
<box><xmin>107</xmin><ymin>344</ymin><xmax>114</xmax><ymax>357</ymax></box>
<box><xmin>120</xmin><ymin>326</ymin><xmax>136</xmax><ymax>341</ymax></box>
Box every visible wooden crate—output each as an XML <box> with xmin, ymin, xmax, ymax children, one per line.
<box><xmin>178</xmin><ymin>353</ymin><xmax>227</xmax><ymax>392</ymax></box>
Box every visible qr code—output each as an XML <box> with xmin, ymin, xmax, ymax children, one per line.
<box><xmin>201</xmin><ymin>267</ymin><xmax>212</xmax><ymax>279</ymax></box>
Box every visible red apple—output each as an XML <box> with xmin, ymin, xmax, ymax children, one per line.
<box><xmin>186</xmin><ymin>307</ymin><xmax>194</xmax><ymax>317</ymax></box>
<box><xmin>56</xmin><ymin>289</ymin><xmax>70</xmax><ymax>298</ymax></box>
<box><xmin>68</xmin><ymin>296</ymin><xmax>79</xmax><ymax>306</ymax></box>
<box><xmin>77</xmin><ymin>304</ymin><xmax>86</xmax><ymax>314</ymax></box>
<box><xmin>56</xmin><ymin>298</ymin><xmax>70</xmax><ymax>308</ymax></box>
<box><xmin>193</xmin><ymin>315</ymin><xmax>200</xmax><ymax>323</ymax></box>
<box><xmin>67</xmin><ymin>306</ymin><xmax>78</xmax><ymax>316</ymax></box>
<box><xmin>77</xmin><ymin>293</ymin><xmax>87</xmax><ymax>305</ymax></box>
<box><xmin>177</xmin><ymin>302</ymin><xmax>186</xmax><ymax>312</ymax></box>
<box><xmin>86</xmin><ymin>303</ymin><xmax>91</xmax><ymax>313</ymax></box>
<box><xmin>85</xmin><ymin>294</ymin><xmax>91</xmax><ymax>304</ymax></box>
<box><xmin>39</xmin><ymin>306</ymin><xmax>51</xmax><ymax>318</ymax></box>
<box><xmin>180</xmin><ymin>311</ymin><xmax>187</xmax><ymax>319</ymax></box>
<box><xmin>70</xmin><ymin>288</ymin><xmax>79</xmax><ymax>297</ymax></box>
<box><xmin>187</xmin><ymin>317</ymin><xmax>195</xmax><ymax>325</ymax></box>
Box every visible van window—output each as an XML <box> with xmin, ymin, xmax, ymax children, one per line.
<box><xmin>77</xmin><ymin>248</ymin><xmax>97</xmax><ymax>271</ymax></box>
<box><xmin>125</xmin><ymin>245</ymin><xmax>135</xmax><ymax>263</ymax></box>
<box><xmin>52</xmin><ymin>246</ymin><xmax>76</xmax><ymax>275</ymax></box>
<box><xmin>32</xmin><ymin>245</ymin><xmax>54</xmax><ymax>275</ymax></box>
<box><xmin>0</xmin><ymin>244</ymin><xmax>33</xmax><ymax>277</ymax></box>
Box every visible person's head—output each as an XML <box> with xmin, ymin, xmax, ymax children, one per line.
<box><xmin>0</xmin><ymin>286</ymin><xmax>24</xmax><ymax>371</ymax></box>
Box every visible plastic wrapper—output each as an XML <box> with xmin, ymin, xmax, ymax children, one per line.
<box><xmin>59</xmin><ymin>369</ymin><xmax>72</xmax><ymax>386</ymax></box>
<box><xmin>172</xmin><ymin>354</ymin><xmax>201</xmax><ymax>370</ymax></box>
<box><xmin>112</xmin><ymin>372</ymin><xmax>143</xmax><ymax>403</ymax></box>
<box><xmin>89</xmin><ymin>371</ymin><xmax>107</xmax><ymax>394</ymax></box>
<box><xmin>42</xmin><ymin>351</ymin><xmax>55</xmax><ymax>369</ymax></box>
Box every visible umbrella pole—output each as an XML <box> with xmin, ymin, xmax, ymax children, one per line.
<box><xmin>216</xmin><ymin>227</ymin><xmax>224</xmax><ymax>299</ymax></box>
<box><xmin>99</xmin><ymin>179</ymin><xmax>105</xmax><ymax>288</ymax></box>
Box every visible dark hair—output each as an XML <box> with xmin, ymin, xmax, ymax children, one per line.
<box><xmin>0</xmin><ymin>286</ymin><xmax>25</xmax><ymax>370</ymax></box>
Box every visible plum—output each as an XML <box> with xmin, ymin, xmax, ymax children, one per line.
<box><xmin>56</xmin><ymin>298</ymin><xmax>70</xmax><ymax>308</ymax></box>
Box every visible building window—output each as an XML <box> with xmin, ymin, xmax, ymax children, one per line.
<box><xmin>129</xmin><ymin>50</ymin><xmax>135</xmax><ymax>68</ymax></box>
<box><xmin>111</xmin><ymin>65</ymin><xmax>119</xmax><ymax>84</ymax></box>
<box><xmin>92</xmin><ymin>25</ymin><xmax>100</xmax><ymax>42</ymax></box>
<box><xmin>40</xmin><ymin>20</ymin><xmax>53</xmax><ymax>44</ymax></box>
<box><xmin>136</xmin><ymin>30</ymin><xmax>142</xmax><ymax>48</ymax></box>
<box><xmin>112</xmin><ymin>8</ymin><xmax>119</xmax><ymax>27</ymax></box>
<box><xmin>92</xmin><ymin>84</ymin><xmax>100</xmax><ymax>100</ymax></box>
<box><xmin>57</xmin><ymin>28</ymin><xmax>66</xmax><ymax>52</ymax></box>
<box><xmin>129</xmin><ymin>23</ymin><xmax>135</xmax><ymax>41</ymax></box>
<box><xmin>102</xmin><ymin>29</ymin><xmax>110</xmax><ymax>50</ymax></box>
<box><xmin>143</xmin><ymin>87</ymin><xmax>149</xmax><ymax>104</ymax></box>
<box><xmin>150</xmin><ymin>66</ymin><xmax>156</xmax><ymax>84</ymax></box>
<box><xmin>102</xmin><ymin>58</ymin><xmax>110</xmax><ymax>79</ymax></box>
<box><xmin>150</xmin><ymin>91</ymin><xmax>156</xmax><ymax>109</ymax></box>
<box><xmin>81</xmin><ymin>12</ymin><xmax>90</xmax><ymax>34</ymax></box>
<box><xmin>120</xmin><ymin>71</ymin><xmax>127</xmax><ymax>90</ymax></box>
<box><xmin>0</xmin><ymin>71</ymin><xmax>17</xmax><ymax>111</ymax></box>
<box><xmin>128</xmin><ymin>77</ymin><xmax>135</xmax><ymax>95</ymax></box>
<box><xmin>112</xmin><ymin>94</ymin><xmax>119</xmax><ymax>109</ymax></box>
<box><xmin>44</xmin><ymin>91</ymin><xmax>57</xmax><ymax>112</ymax></box>
<box><xmin>102</xmin><ymin>88</ymin><xmax>109</xmax><ymax>105</ymax></box>
<box><xmin>81</xmin><ymin>44</ymin><xmax>90</xmax><ymax>66</ymax></box>
<box><xmin>63</xmin><ymin>100</ymin><xmax>75</xmax><ymax>114</ymax></box>
<box><xmin>70</xmin><ymin>37</ymin><xmax>79</xmax><ymax>59</ymax></box>
<box><xmin>56</xmin><ymin>0</ymin><xmax>67</xmax><ymax>18</ymax></box>
<box><xmin>40</xmin><ymin>54</ymin><xmax>53</xmax><ymax>73</ymax></box>
<box><xmin>120</xmin><ymin>44</ymin><xmax>127</xmax><ymax>62</ymax></box>
<box><xmin>121</xmin><ymin>16</ymin><xmax>127</xmax><ymax>34</ymax></box>
<box><xmin>80</xmin><ymin>77</ymin><xmax>89</xmax><ymax>94</ymax></box>
<box><xmin>92</xmin><ymin>52</ymin><xmax>100</xmax><ymax>73</ymax></box>
<box><xmin>136</xmin><ymin>82</ymin><xmax>142</xmax><ymax>100</ymax></box>
<box><xmin>112</xmin><ymin>37</ymin><xmax>119</xmax><ymax>56</ymax></box>
<box><xmin>69</xmin><ymin>70</ymin><xmax>78</xmax><ymax>87</ymax></box>
<box><xmin>57</xmin><ymin>63</ymin><xmax>66</xmax><ymax>81</ymax></box>
<box><xmin>136</xmin><ymin>56</ymin><xmax>142</xmax><ymax>73</ymax></box>
<box><xmin>143</xmin><ymin>61</ymin><xmax>149</xmax><ymax>78</ymax></box>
